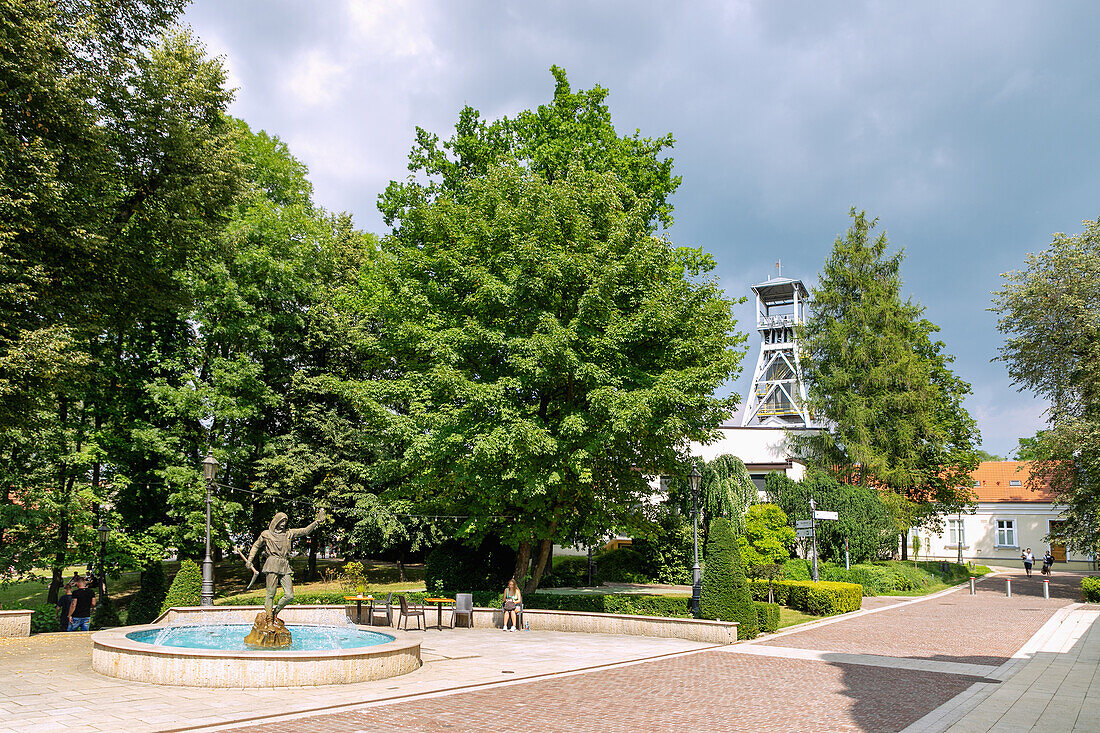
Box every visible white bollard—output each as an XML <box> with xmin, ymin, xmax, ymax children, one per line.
<box><xmin>969</xmin><ymin>577</ymin><xmax>976</xmax><ymax>595</ymax></box>
<box><xmin>1006</xmin><ymin>578</ymin><xmax>1012</xmax><ymax>597</ymax></box>
<box><xmin>1043</xmin><ymin>580</ymin><xmax>1050</xmax><ymax>599</ymax></box>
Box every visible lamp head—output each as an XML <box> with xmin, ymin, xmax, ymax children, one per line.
<box><xmin>97</xmin><ymin>523</ymin><xmax>110</xmax><ymax>543</ymax></box>
<box><xmin>688</xmin><ymin>466</ymin><xmax>702</xmax><ymax>494</ymax></box>
<box><xmin>202</xmin><ymin>452</ymin><xmax>220</xmax><ymax>482</ymax></box>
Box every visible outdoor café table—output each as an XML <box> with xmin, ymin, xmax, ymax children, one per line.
<box><xmin>424</xmin><ymin>597</ymin><xmax>455</xmax><ymax>630</ymax></box>
<box><xmin>344</xmin><ymin>595</ymin><xmax>373</xmax><ymax>625</ymax></box>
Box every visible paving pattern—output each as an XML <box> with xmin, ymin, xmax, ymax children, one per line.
<box><xmin>208</xmin><ymin>571</ymin><xmax>1090</xmax><ymax>733</ymax></box>
<box><xmin>2</xmin><ymin>570</ymin><xmax>1095</xmax><ymax>733</ymax></box>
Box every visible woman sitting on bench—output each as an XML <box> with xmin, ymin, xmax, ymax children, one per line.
<box><xmin>503</xmin><ymin>578</ymin><xmax>522</xmax><ymax>631</ymax></box>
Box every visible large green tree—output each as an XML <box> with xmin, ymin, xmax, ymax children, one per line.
<box><xmin>378</xmin><ymin>68</ymin><xmax>745</xmax><ymax>591</ymax></box>
<box><xmin>992</xmin><ymin>219</ymin><xmax>1100</xmax><ymax>554</ymax></box>
<box><xmin>0</xmin><ymin>1</ymin><xmax>240</xmax><ymax>598</ymax></box>
<box><xmin>796</xmin><ymin>210</ymin><xmax>981</xmax><ymax>544</ymax></box>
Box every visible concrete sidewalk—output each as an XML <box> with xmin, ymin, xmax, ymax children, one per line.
<box><xmin>903</xmin><ymin>604</ymin><xmax>1100</xmax><ymax>732</ymax></box>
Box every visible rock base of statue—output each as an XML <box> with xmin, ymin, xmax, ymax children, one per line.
<box><xmin>244</xmin><ymin>611</ymin><xmax>292</xmax><ymax>648</ymax></box>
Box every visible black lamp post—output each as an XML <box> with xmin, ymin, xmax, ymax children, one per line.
<box><xmin>96</xmin><ymin>522</ymin><xmax>110</xmax><ymax>600</ymax></box>
<box><xmin>689</xmin><ymin>466</ymin><xmax>703</xmax><ymax>618</ymax></box>
<box><xmin>201</xmin><ymin>451</ymin><xmax>220</xmax><ymax>606</ymax></box>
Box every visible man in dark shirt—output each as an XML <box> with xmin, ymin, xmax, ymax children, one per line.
<box><xmin>67</xmin><ymin>577</ymin><xmax>96</xmax><ymax>631</ymax></box>
<box><xmin>56</xmin><ymin>583</ymin><xmax>74</xmax><ymax>632</ymax></box>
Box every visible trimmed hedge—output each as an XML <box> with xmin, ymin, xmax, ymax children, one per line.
<box><xmin>700</xmin><ymin>517</ymin><xmax>758</xmax><ymax>639</ymax></box>
<box><xmin>783</xmin><ymin>559</ymin><xmax>982</xmax><ymax>596</ymax></box>
<box><xmin>160</xmin><ymin>559</ymin><xmax>202</xmax><ymax>614</ymax></box>
<box><xmin>748</xmin><ymin>579</ymin><xmax>862</xmax><ymax>615</ymax></box>
<box><xmin>541</xmin><ymin>556</ymin><xmax>598</xmax><ymax>588</ymax></box>
<box><xmin>1082</xmin><ymin>577</ymin><xmax>1100</xmax><ymax>603</ymax></box>
<box><xmin>525</xmin><ymin>593</ymin><xmax>691</xmax><ymax>618</ymax></box>
<box><xmin>754</xmin><ymin>601</ymin><xmax>780</xmax><ymax>633</ymax></box>
<box><xmin>217</xmin><ymin>590</ymin><xmax>506</xmax><ymax>608</ymax></box>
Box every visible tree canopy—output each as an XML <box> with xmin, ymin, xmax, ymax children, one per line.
<box><xmin>993</xmin><ymin>219</ymin><xmax>1100</xmax><ymax>554</ymax></box>
<box><xmin>376</xmin><ymin>68</ymin><xmax>745</xmax><ymax>591</ymax></box>
<box><xmin>796</xmin><ymin>210</ymin><xmax>980</xmax><ymax>511</ymax></box>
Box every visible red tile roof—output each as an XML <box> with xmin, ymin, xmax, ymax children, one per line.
<box><xmin>969</xmin><ymin>461</ymin><xmax>1057</xmax><ymax>502</ymax></box>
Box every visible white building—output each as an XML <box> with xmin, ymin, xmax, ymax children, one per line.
<box><xmin>917</xmin><ymin>461</ymin><xmax>1095</xmax><ymax>571</ymax></box>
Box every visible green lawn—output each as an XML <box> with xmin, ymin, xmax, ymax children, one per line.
<box><xmin>778</xmin><ymin>606</ymin><xmax>818</xmax><ymax>629</ymax></box>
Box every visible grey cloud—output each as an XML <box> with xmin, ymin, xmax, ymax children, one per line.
<box><xmin>184</xmin><ymin>0</ymin><xmax>1095</xmax><ymax>455</ymax></box>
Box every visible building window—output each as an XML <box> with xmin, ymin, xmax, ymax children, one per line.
<box><xmin>973</xmin><ymin>480</ymin><xmax>981</xmax><ymax>487</ymax></box>
<box><xmin>996</xmin><ymin>519</ymin><xmax>1017</xmax><ymax>547</ymax></box>
<box><xmin>948</xmin><ymin>519</ymin><xmax>966</xmax><ymax>547</ymax></box>
<box><xmin>1009</xmin><ymin>479</ymin><xmax>1022</xmax><ymax>486</ymax></box>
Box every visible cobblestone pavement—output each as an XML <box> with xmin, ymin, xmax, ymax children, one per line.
<box><xmin>205</xmin><ymin>571</ymin><xmax>1090</xmax><ymax>733</ymax></box>
<box><xmin>220</xmin><ymin>654</ymin><xmax>986</xmax><ymax>733</ymax></box>
<box><xmin>763</xmin><ymin>571</ymin><xmax>1081</xmax><ymax>666</ymax></box>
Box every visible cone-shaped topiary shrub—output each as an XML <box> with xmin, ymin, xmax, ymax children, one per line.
<box><xmin>160</xmin><ymin>559</ymin><xmax>203</xmax><ymax>614</ymax></box>
<box><xmin>700</xmin><ymin>517</ymin><xmax>758</xmax><ymax>639</ymax></box>
<box><xmin>127</xmin><ymin>562</ymin><xmax>168</xmax><ymax>625</ymax></box>
<box><xmin>92</xmin><ymin>595</ymin><xmax>122</xmax><ymax>629</ymax></box>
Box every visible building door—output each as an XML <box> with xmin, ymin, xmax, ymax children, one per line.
<box><xmin>1048</xmin><ymin>520</ymin><xmax>1067</xmax><ymax>562</ymax></box>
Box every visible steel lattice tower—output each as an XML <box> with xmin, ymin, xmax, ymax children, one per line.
<box><xmin>740</xmin><ymin>275</ymin><xmax>816</xmax><ymax>428</ymax></box>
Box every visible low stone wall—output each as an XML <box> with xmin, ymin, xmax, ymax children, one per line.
<box><xmin>0</xmin><ymin>610</ymin><xmax>33</xmax><ymax>637</ymax></box>
<box><xmin>91</xmin><ymin>621</ymin><xmax>420</xmax><ymax>688</ymax></box>
<box><xmin>158</xmin><ymin>604</ymin><xmax>738</xmax><ymax>645</ymax></box>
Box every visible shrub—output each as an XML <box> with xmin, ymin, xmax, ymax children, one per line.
<box><xmin>593</xmin><ymin>547</ymin><xmax>652</xmax><ymax>583</ymax></box>
<box><xmin>424</xmin><ymin>537</ymin><xmax>514</xmax><ymax>592</ymax></box>
<box><xmin>700</xmin><ymin>517</ymin><xmax>758</xmax><ymax>638</ymax></box>
<box><xmin>540</xmin><ymin>556</ymin><xmax>598</xmax><ymax>588</ymax></box>
<box><xmin>748</xmin><ymin>579</ymin><xmax>862</xmax><ymax>615</ymax></box>
<box><xmin>30</xmin><ymin>603</ymin><xmax>60</xmax><ymax>633</ymax></box>
<box><xmin>92</xmin><ymin>596</ymin><xmax>122</xmax><ymax>629</ymax></box>
<box><xmin>160</xmin><ymin>559</ymin><xmax>202</xmax><ymax>614</ymax></box>
<box><xmin>126</xmin><ymin>562</ymin><xmax>168</xmax><ymax>625</ymax></box>
<box><xmin>1083</xmin><ymin>577</ymin><xmax>1100</xmax><ymax>602</ymax></box>
<box><xmin>754</xmin><ymin>601</ymin><xmax>781</xmax><ymax>633</ymax></box>
<box><xmin>217</xmin><ymin>589</ymin><xmax>507</xmax><ymax>609</ymax></box>
<box><xmin>630</xmin><ymin>507</ymin><xmax>694</xmax><ymax>585</ymax></box>
<box><xmin>525</xmin><ymin>593</ymin><xmax>691</xmax><ymax>618</ymax></box>
<box><xmin>739</xmin><ymin>504</ymin><xmax>796</xmax><ymax>568</ymax></box>
<box><xmin>766</xmin><ymin>472</ymin><xmax>896</xmax><ymax>562</ymax></box>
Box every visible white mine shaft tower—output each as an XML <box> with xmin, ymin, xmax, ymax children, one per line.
<box><xmin>740</xmin><ymin>275</ymin><xmax>817</xmax><ymax>428</ymax></box>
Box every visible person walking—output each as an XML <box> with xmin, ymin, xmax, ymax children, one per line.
<box><xmin>1021</xmin><ymin>548</ymin><xmax>1034</xmax><ymax>578</ymax></box>
<box><xmin>1042</xmin><ymin>550</ymin><xmax>1054</xmax><ymax>576</ymax></box>
<box><xmin>67</xmin><ymin>577</ymin><xmax>96</xmax><ymax>631</ymax></box>
<box><xmin>56</xmin><ymin>583</ymin><xmax>74</xmax><ymax>633</ymax></box>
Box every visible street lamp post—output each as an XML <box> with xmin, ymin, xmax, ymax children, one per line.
<box><xmin>689</xmin><ymin>466</ymin><xmax>703</xmax><ymax>618</ymax></box>
<box><xmin>96</xmin><ymin>523</ymin><xmax>110</xmax><ymax>601</ymax></box>
<box><xmin>201</xmin><ymin>452</ymin><xmax>220</xmax><ymax>607</ymax></box>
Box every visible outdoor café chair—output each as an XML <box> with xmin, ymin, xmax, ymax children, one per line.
<box><xmin>397</xmin><ymin>595</ymin><xmax>424</xmax><ymax>631</ymax></box>
<box><xmin>370</xmin><ymin>592</ymin><xmax>394</xmax><ymax>627</ymax></box>
<box><xmin>452</xmin><ymin>593</ymin><xmax>474</xmax><ymax>628</ymax></box>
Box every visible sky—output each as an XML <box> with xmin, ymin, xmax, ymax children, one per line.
<box><xmin>182</xmin><ymin>0</ymin><xmax>1100</xmax><ymax>458</ymax></box>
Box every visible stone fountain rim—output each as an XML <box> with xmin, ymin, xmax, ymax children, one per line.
<box><xmin>92</xmin><ymin>622</ymin><xmax>418</xmax><ymax>661</ymax></box>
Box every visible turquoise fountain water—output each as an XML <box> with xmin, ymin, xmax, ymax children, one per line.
<box><xmin>127</xmin><ymin>624</ymin><xmax>394</xmax><ymax>652</ymax></box>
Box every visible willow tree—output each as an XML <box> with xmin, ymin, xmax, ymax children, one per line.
<box><xmin>377</xmin><ymin>68</ymin><xmax>745</xmax><ymax>591</ymax></box>
<box><xmin>796</xmin><ymin>210</ymin><xmax>980</xmax><ymax>552</ymax></box>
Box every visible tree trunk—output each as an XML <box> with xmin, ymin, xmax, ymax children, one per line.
<box><xmin>900</xmin><ymin>534</ymin><xmax>908</xmax><ymax>560</ymax></box>
<box><xmin>398</xmin><ymin>554</ymin><xmax>406</xmax><ymax>583</ymax></box>
<box><xmin>513</xmin><ymin>541</ymin><xmax>531</xmax><ymax>585</ymax></box>
<box><xmin>525</xmin><ymin>538</ymin><xmax>553</xmax><ymax>594</ymax></box>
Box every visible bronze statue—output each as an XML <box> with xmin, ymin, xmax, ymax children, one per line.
<box><xmin>242</xmin><ymin>509</ymin><xmax>325</xmax><ymax>647</ymax></box>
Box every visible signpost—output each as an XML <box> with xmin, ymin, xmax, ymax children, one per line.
<box><xmin>805</xmin><ymin>498</ymin><xmax>840</xmax><ymax>582</ymax></box>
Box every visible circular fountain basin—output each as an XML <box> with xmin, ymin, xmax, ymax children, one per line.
<box><xmin>93</xmin><ymin>611</ymin><xmax>421</xmax><ymax>688</ymax></box>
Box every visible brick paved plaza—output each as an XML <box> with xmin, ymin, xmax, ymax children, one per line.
<box><xmin>1</xmin><ymin>570</ymin><xmax>1096</xmax><ymax>733</ymax></box>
